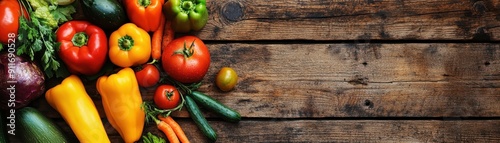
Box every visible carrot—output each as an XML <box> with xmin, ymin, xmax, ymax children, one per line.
<box><xmin>161</xmin><ymin>19</ymin><xmax>175</xmax><ymax>51</ymax></box>
<box><xmin>159</xmin><ymin>115</ymin><xmax>190</xmax><ymax>143</ymax></box>
<box><xmin>151</xmin><ymin>13</ymin><xmax>166</xmax><ymax>61</ymax></box>
<box><xmin>157</xmin><ymin>120</ymin><xmax>180</xmax><ymax>143</ymax></box>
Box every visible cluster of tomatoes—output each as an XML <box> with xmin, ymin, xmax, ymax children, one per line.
<box><xmin>135</xmin><ymin>36</ymin><xmax>238</xmax><ymax>109</ymax></box>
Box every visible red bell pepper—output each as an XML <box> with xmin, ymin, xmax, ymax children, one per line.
<box><xmin>56</xmin><ymin>20</ymin><xmax>108</xmax><ymax>75</ymax></box>
<box><xmin>124</xmin><ymin>0</ymin><xmax>165</xmax><ymax>32</ymax></box>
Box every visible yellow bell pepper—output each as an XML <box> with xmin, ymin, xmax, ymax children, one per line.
<box><xmin>45</xmin><ymin>75</ymin><xmax>110</xmax><ymax>143</ymax></box>
<box><xmin>96</xmin><ymin>68</ymin><xmax>145</xmax><ymax>143</ymax></box>
<box><xmin>109</xmin><ymin>23</ymin><xmax>151</xmax><ymax>68</ymax></box>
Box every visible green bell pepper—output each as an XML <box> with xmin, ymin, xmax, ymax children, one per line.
<box><xmin>163</xmin><ymin>0</ymin><xmax>208</xmax><ymax>33</ymax></box>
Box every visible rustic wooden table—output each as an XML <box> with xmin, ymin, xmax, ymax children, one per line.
<box><xmin>10</xmin><ymin>0</ymin><xmax>500</xmax><ymax>142</ymax></box>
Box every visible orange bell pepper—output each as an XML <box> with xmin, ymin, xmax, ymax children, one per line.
<box><xmin>96</xmin><ymin>68</ymin><xmax>145</xmax><ymax>143</ymax></box>
<box><xmin>124</xmin><ymin>0</ymin><xmax>165</xmax><ymax>32</ymax></box>
<box><xmin>109</xmin><ymin>23</ymin><xmax>151</xmax><ymax>68</ymax></box>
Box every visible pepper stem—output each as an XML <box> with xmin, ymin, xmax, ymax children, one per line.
<box><xmin>118</xmin><ymin>35</ymin><xmax>134</xmax><ymax>51</ymax></box>
<box><xmin>72</xmin><ymin>32</ymin><xmax>89</xmax><ymax>47</ymax></box>
<box><xmin>182</xmin><ymin>0</ymin><xmax>194</xmax><ymax>10</ymax></box>
<box><xmin>138</xmin><ymin>0</ymin><xmax>151</xmax><ymax>7</ymax></box>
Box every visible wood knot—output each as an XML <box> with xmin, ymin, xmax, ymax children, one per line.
<box><xmin>472</xmin><ymin>1</ymin><xmax>487</xmax><ymax>15</ymax></box>
<box><xmin>364</xmin><ymin>99</ymin><xmax>374</xmax><ymax>108</ymax></box>
<box><xmin>472</xmin><ymin>27</ymin><xmax>492</xmax><ymax>41</ymax></box>
<box><xmin>222</xmin><ymin>1</ymin><xmax>244</xmax><ymax>22</ymax></box>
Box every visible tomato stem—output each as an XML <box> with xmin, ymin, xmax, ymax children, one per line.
<box><xmin>165</xmin><ymin>91</ymin><xmax>174</xmax><ymax>101</ymax></box>
<box><xmin>173</xmin><ymin>40</ymin><xmax>196</xmax><ymax>58</ymax></box>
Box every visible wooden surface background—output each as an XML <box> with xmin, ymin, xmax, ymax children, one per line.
<box><xmin>9</xmin><ymin>0</ymin><xmax>500</xmax><ymax>142</ymax></box>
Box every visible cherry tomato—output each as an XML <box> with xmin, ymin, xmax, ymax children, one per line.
<box><xmin>135</xmin><ymin>64</ymin><xmax>160</xmax><ymax>88</ymax></box>
<box><xmin>154</xmin><ymin>85</ymin><xmax>181</xmax><ymax>109</ymax></box>
<box><xmin>216</xmin><ymin>67</ymin><xmax>238</xmax><ymax>92</ymax></box>
<box><xmin>161</xmin><ymin>36</ymin><xmax>210</xmax><ymax>83</ymax></box>
<box><xmin>0</xmin><ymin>0</ymin><xmax>28</xmax><ymax>45</ymax></box>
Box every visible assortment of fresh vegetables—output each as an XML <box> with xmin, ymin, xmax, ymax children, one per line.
<box><xmin>45</xmin><ymin>75</ymin><xmax>110</xmax><ymax>143</ymax></box>
<box><xmin>56</xmin><ymin>20</ymin><xmax>108</xmax><ymax>75</ymax></box>
<box><xmin>96</xmin><ymin>68</ymin><xmax>145</xmax><ymax>143</ymax></box>
<box><xmin>0</xmin><ymin>0</ymin><xmax>243</xmax><ymax>142</ymax></box>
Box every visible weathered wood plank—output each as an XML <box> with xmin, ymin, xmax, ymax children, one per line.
<box><xmin>35</xmin><ymin>43</ymin><xmax>500</xmax><ymax>118</ymax></box>
<box><xmin>9</xmin><ymin>119</ymin><xmax>500</xmax><ymax>143</ymax></box>
<box><xmin>199</xmin><ymin>43</ymin><xmax>500</xmax><ymax>118</ymax></box>
<box><xmin>171</xmin><ymin>119</ymin><xmax>500</xmax><ymax>143</ymax></box>
<box><xmin>198</xmin><ymin>0</ymin><xmax>500</xmax><ymax>41</ymax></box>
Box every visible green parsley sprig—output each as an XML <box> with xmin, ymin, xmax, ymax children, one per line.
<box><xmin>17</xmin><ymin>0</ymin><xmax>76</xmax><ymax>78</ymax></box>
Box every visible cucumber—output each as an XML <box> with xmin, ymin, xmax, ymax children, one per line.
<box><xmin>189</xmin><ymin>91</ymin><xmax>241</xmax><ymax>123</ymax></box>
<box><xmin>185</xmin><ymin>96</ymin><xmax>217</xmax><ymax>142</ymax></box>
<box><xmin>17</xmin><ymin>107</ymin><xmax>70</xmax><ymax>143</ymax></box>
<box><xmin>80</xmin><ymin>0</ymin><xmax>128</xmax><ymax>31</ymax></box>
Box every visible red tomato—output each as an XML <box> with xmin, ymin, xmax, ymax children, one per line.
<box><xmin>154</xmin><ymin>85</ymin><xmax>181</xmax><ymax>109</ymax></box>
<box><xmin>0</xmin><ymin>0</ymin><xmax>28</xmax><ymax>45</ymax></box>
<box><xmin>161</xmin><ymin>36</ymin><xmax>210</xmax><ymax>83</ymax></box>
<box><xmin>135</xmin><ymin>64</ymin><xmax>160</xmax><ymax>88</ymax></box>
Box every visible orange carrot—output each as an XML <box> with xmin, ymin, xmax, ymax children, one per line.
<box><xmin>161</xmin><ymin>19</ymin><xmax>175</xmax><ymax>51</ymax></box>
<box><xmin>159</xmin><ymin>115</ymin><xmax>190</xmax><ymax>143</ymax></box>
<box><xmin>151</xmin><ymin>13</ymin><xmax>166</xmax><ymax>61</ymax></box>
<box><xmin>157</xmin><ymin>120</ymin><xmax>180</xmax><ymax>143</ymax></box>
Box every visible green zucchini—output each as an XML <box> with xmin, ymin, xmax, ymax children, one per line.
<box><xmin>17</xmin><ymin>107</ymin><xmax>70</xmax><ymax>143</ymax></box>
<box><xmin>80</xmin><ymin>0</ymin><xmax>128</xmax><ymax>31</ymax></box>
<box><xmin>185</xmin><ymin>96</ymin><xmax>217</xmax><ymax>142</ymax></box>
<box><xmin>189</xmin><ymin>91</ymin><xmax>241</xmax><ymax>123</ymax></box>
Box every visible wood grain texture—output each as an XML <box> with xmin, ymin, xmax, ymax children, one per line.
<box><xmin>196</xmin><ymin>0</ymin><xmax>500</xmax><ymax>41</ymax></box>
<box><xmin>8</xmin><ymin>119</ymin><xmax>500</xmax><ymax>143</ymax></box>
<box><xmin>34</xmin><ymin>43</ymin><xmax>500</xmax><ymax>119</ymax></box>
<box><xmin>11</xmin><ymin>1</ymin><xmax>498</xmax><ymax>142</ymax></box>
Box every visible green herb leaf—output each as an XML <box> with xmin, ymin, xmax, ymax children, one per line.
<box><xmin>16</xmin><ymin>2</ymin><xmax>75</xmax><ymax>79</ymax></box>
<box><xmin>142</xmin><ymin>132</ymin><xmax>166</xmax><ymax>143</ymax></box>
<box><xmin>51</xmin><ymin>5</ymin><xmax>76</xmax><ymax>24</ymax></box>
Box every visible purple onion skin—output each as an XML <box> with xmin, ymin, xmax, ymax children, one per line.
<box><xmin>0</xmin><ymin>52</ymin><xmax>45</xmax><ymax>110</ymax></box>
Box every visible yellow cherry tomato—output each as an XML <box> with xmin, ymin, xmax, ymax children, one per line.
<box><xmin>215</xmin><ymin>67</ymin><xmax>238</xmax><ymax>92</ymax></box>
